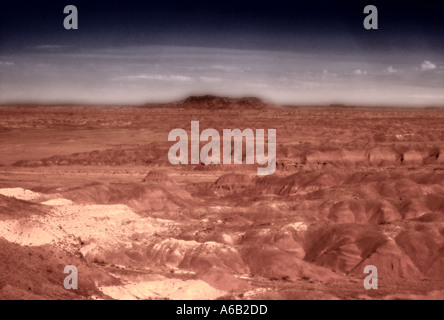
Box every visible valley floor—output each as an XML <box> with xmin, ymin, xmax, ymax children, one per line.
<box><xmin>0</xmin><ymin>100</ymin><xmax>443</xmax><ymax>299</ymax></box>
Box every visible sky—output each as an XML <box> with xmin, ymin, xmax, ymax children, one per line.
<box><xmin>0</xmin><ymin>0</ymin><xmax>443</xmax><ymax>106</ymax></box>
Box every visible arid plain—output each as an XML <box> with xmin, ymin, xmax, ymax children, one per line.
<box><xmin>1</xmin><ymin>96</ymin><xmax>444</xmax><ymax>300</ymax></box>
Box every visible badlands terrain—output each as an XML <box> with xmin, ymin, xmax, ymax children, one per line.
<box><xmin>0</xmin><ymin>96</ymin><xmax>444</xmax><ymax>300</ymax></box>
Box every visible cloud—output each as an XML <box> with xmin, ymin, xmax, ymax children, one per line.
<box><xmin>299</xmin><ymin>70</ymin><xmax>338</xmax><ymax>80</ymax></box>
<box><xmin>199</xmin><ymin>77</ymin><xmax>223</xmax><ymax>83</ymax></box>
<box><xmin>210</xmin><ymin>65</ymin><xmax>249</xmax><ymax>73</ymax></box>
<box><xmin>385</xmin><ymin>66</ymin><xmax>397</xmax><ymax>73</ymax></box>
<box><xmin>421</xmin><ymin>61</ymin><xmax>437</xmax><ymax>71</ymax></box>
<box><xmin>246</xmin><ymin>82</ymin><xmax>268</xmax><ymax>88</ymax></box>
<box><xmin>113</xmin><ymin>74</ymin><xmax>193</xmax><ymax>82</ymax></box>
<box><xmin>0</xmin><ymin>61</ymin><xmax>14</xmax><ymax>66</ymax></box>
<box><xmin>35</xmin><ymin>45</ymin><xmax>72</xmax><ymax>50</ymax></box>
<box><xmin>353</xmin><ymin>69</ymin><xmax>367</xmax><ymax>75</ymax></box>
<box><xmin>321</xmin><ymin>69</ymin><xmax>338</xmax><ymax>77</ymax></box>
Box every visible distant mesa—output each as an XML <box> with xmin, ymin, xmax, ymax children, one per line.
<box><xmin>328</xmin><ymin>103</ymin><xmax>356</xmax><ymax>108</ymax></box>
<box><xmin>214</xmin><ymin>173</ymin><xmax>253</xmax><ymax>192</ymax></box>
<box><xmin>142</xmin><ymin>171</ymin><xmax>170</xmax><ymax>183</ymax></box>
<box><xmin>215</xmin><ymin>173</ymin><xmax>252</xmax><ymax>187</ymax></box>
<box><xmin>180</xmin><ymin>95</ymin><xmax>267</xmax><ymax>110</ymax></box>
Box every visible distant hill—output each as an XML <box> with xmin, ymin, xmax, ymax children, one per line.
<box><xmin>171</xmin><ymin>95</ymin><xmax>269</xmax><ymax>110</ymax></box>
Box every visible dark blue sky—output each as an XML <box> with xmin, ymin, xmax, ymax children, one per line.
<box><xmin>1</xmin><ymin>0</ymin><xmax>443</xmax><ymax>53</ymax></box>
<box><xmin>0</xmin><ymin>1</ymin><xmax>443</xmax><ymax>105</ymax></box>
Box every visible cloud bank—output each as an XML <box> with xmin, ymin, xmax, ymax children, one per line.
<box><xmin>0</xmin><ymin>46</ymin><xmax>443</xmax><ymax>106</ymax></box>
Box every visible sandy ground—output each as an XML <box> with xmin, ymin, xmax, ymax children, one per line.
<box><xmin>0</xmin><ymin>188</ymin><xmax>41</xmax><ymax>201</ymax></box>
<box><xmin>0</xmin><ymin>190</ymin><xmax>171</xmax><ymax>256</ymax></box>
<box><xmin>99</xmin><ymin>279</ymin><xmax>225</xmax><ymax>300</ymax></box>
